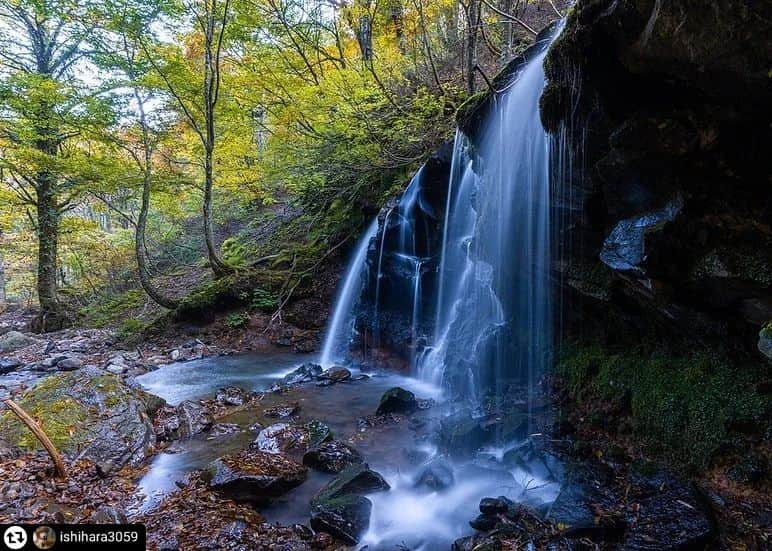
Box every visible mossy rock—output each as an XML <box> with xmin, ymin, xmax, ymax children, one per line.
<box><xmin>557</xmin><ymin>342</ymin><xmax>769</xmax><ymax>469</ymax></box>
<box><xmin>0</xmin><ymin>367</ymin><xmax>156</xmax><ymax>468</ymax></box>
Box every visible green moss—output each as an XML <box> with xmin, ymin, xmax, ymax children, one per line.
<box><xmin>0</xmin><ymin>375</ymin><xmax>89</xmax><ymax>450</ymax></box>
<box><xmin>79</xmin><ymin>289</ymin><xmax>145</xmax><ymax>327</ymax></box>
<box><xmin>225</xmin><ymin>311</ymin><xmax>250</xmax><ymax>329</ymax></box>
<box><xmin>557</xmin><ymin>342</ymin><xmax>769</xmax><ymax>469</ymax></box>
<box><xmin>220</xmin><ymin>237</ymin><xmax>247</xmax><ymax>268</ymax></box>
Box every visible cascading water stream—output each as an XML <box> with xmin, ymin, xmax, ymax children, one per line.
<box><xmin>319</xmin><ymin>219</ymin><xmax>379</xmax><ymax>366</ymax></box>
<box><xmin>318</xmin><ymin>23</ymin><xmax>564</xmax><ymax>549</ymax></box>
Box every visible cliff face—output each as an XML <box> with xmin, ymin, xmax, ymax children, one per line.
<box><xmin>540</xmin><ymin>0</ymin><xmax>771</xmax><ymax>356</ymax></box>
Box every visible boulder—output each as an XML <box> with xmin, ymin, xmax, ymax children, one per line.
<box><xmin>254</xmin><ymin>420</ymin><xmax>332</xmax><ymax>455</ymax></box>
<box><xmin>310</xmin><ymin>494</ymin><xmax>372</xmax><ymax>545</ymax></box>
<box><xmin>310</xmin><ymin>463</ymin><xmax>389</xmax><ymax>545</ymax></box>
<box><xmin>214</xmin><ymin>387</ymin><xmax>255</xmax><ymax>407</ymax></box>
<box><xmin>0</xmin><ymin>331</ymin><xmax>39</xmax><ymax>352</ymax></box>
<box><xmin>319</xmin><ymin>367</ymin><xmax>351</xmax><ymax>384</ymax></box>
<box><xmin>759</xmin><ymin>322</ymin><xmax>772</xmax><ymax>362</ymax></box>
<box><xmin>281</xmin><ymin>363</ymin><xmax>323</xmax><ymax>385</ymax></box>
<box><xmin>313</xmin><ymin>463</ymin><xmax>390</xmax><ymax>503</ymax></box>
<box><xmin>0</xmin><ymin>366</ymin><xmax>156</xmax><ymax>468</ymax></box>
<box><xmin>56</xmin><ymin>357</ymin><xmax>82</xmax><ymax>371</ymax></box>
<box><xmin>204</xmin><ymin>449</ymin><xmax>307</xmax><ymax>504</ymax></box>
<box><xmin>623</xmin><ymin>471</ymin><xmax>715</xmax><ymax>549</ymax></box>
<box><xmin>303</xmin><ymin>441</ymin><xmax>363</xmax><ymax>474</ymax></box>
<box><xmin>0</xmin><ymin>359</ymin><xmax>22</xmax><ymax>375</ymax></box>
<box><xmin>376</xmin><ymin>387</ymin><xmax>418</xmax><ymax>415</ymax></box>
<box><xmin>415</xmin><ymin>458</ymin><xmax>454</xmax><ymax>490</ymax></box>
<box><xmin>176</xmin><ymin>400</ymin><xmax>213</xmax><ymax>438</ymax></box>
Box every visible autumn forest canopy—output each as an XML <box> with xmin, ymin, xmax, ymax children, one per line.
<box><xmin>0</xmin><ymin>0</ymin><xmax>564</xmax><ymax>333</ymax></box>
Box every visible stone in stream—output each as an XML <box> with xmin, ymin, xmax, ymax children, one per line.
<box><xmin>263</xmin><ymin>402</ymin><xmax>299</xmax><ymax>418</ymax></box>
<box><xmin>310</xmin><ymin>463</ymin><xmax>390</xmax><ymax>545</ymax></box>
<box><xmin>176</xmin><ymin>400</ymin><xmax>213</xmax><ymax>438</ymax></box>
<box><xmin>310</xmin><ymin>495</ymin><xmax>372</xmax><ymax>545</ymax></box>
<box><xmin>414</xmin><ymin>458</ymin><xmax>454</xmax><ymax>490</ymax></box>
<box><xmin>204</xmin><ymin>448</ymin><xmax>307</xmax><ymax>504</ymax></box>
<box><xmin>303</xmin><ymin>440</ymin><xmax>363</xmax><ymax>473</ymax></box>
<box><xmin>208</xmin><ymin>423</ymin><xmax>241</xmax><ymax>438</ymax></box>
<box><xmin>214</xmin><ymin>386</ymin><xmax>256</xmax><ymax>407</ymax></box>
<box><xmin>376</xmin><ymin>387</ymin><xmax>418</xmax><ymax>415</ymax></box>
<box><xmin>281</xmin><ymin>362</ymin><xmax>323</xmax><ymax>385</ymax></box>
<box><xmin>317</xmin><ymin>367</ymin><xmax>351</xmax><ymax>385</ymax></box>
<box><xmin>254</xmin><ymin>420</ymin><xmax>332</xmax><ymax>455</ymax></box>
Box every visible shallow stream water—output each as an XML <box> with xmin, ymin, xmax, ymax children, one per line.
<box><xmin>133</xmin><ymin>352</ymin><xmax>560</xmax><ymax>550</ymax></box>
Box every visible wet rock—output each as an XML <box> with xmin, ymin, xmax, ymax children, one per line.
<box><xmin>281</xmin><ymin>362</ymin><xmax>323</xmax><ymax>385</ymax></box>
<box><xmin>319</xmin><ymin>367</ymin><xmax>351</xmax><ymax>384</ymax></box>
<box><xmin>254</xmin><ymin>423</ymin><xmax>296</xmax><ymax>454</ymax></box>
<box><xmin>214</xmin><ymin>386</ymin><xmax>254</xmax><ymax>407</ymax></box>
<box><xmin>209</xmin><ymin>423</ymin><xmax>241</xmax><ymax>438</ymax></box>
<box><xmin>303</xmin><ymin>440</ymin><xmax>363</xmax><ymax>473</ymax></box>
<box><xmin>376</xmin><ymin>387</ymin><xmax>418</xmax><ymax>415</ymax></box>
<box><xmin>479</xmin><ymin>496</ymin><xmax>514</xmax><ymax>516</ymax></box>
<box><xmin>264</xmin><ymin>402</ymin><xmax>299</xmax><ymax>418</ymax></box>
<box><xmin>759</xmin><ymin>322</ymin><xmax>772</xmax><ymax>362</ymax></box>
<box><xmin>176</xmin><ymin>400</ymin><xmax>213</xmax><ymax>438</ymax></box>
<box><xmin>0</xmin><ymin>331</ymin><xmax>39</xmax><ymax>352</ymax></box>
<box><xmin>0</xmin><ymin>359</ymin><xmax>21</xmax><ymax>374</ymax></box>
<box><xmin>306</xmin><ymin>419</ymin><xmax>333</xmax><ymax>450</ymax></box>
<box><xmin>415</xmin><ymin>458</ymin><xmax>454</xmax><ymax>490</ymax></box>
<box><xmin>56</xmin><ymin>357</ymin><xmax>82</xmax><ymax>371</ymax></box>
<box><xmin>624</xmin><ymin>471</ymin><xmax>715</xmax><ymax>549</ymax></box>
<box><xmin>254</xmin><ymin>420</ymin><xmax>331</xmax><ymax>455</ymax></box>
<box><xmin>0</xmin><ymin>366</ymin><xmax>156</xmax><ymax>468</ymax></box>
<box><xmin>599</xmin><ymin>196</ymin><xmax>683</xmax><ymax>277</ymax></box>
<box><xmin>313</xmin><ymin>463</ymin><xmax>390</xmax><ymax>502</ymax></box>
<box><xmin>546</xmin><ymin>464</ymin><xmax>612</xmax><ymax>537</ymax></box>
<box><xmin>310</xmin><ymin>494</ymin><xmax>371</xmax><ymax>545</ymax></box>
<box><xmin>154</xmin><ymin>405</ymin><xmax>181</xmax><ymax>441</ymax></box>
<box><xmin>310</xmin><ymin>463</ymin><xmax>389</xmax><ymax>545</ymax></box>
<box><xmin>469</xmin><ymin>513</ymin><xmax>497</xmax><ymax>531</ymax></box>
<box><xmin>204</xmin><ymin>449</ymin><xmax>307</xmax><ymax>504</ymax></box>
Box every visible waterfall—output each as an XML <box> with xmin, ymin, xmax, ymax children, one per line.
<box><xmin>322</xmin><ymin>27</ymin><xmax>559</xmax><ymax>406</ymax></box>
<box><xmin>420</xmin><ymin>42</ymin><xmax>554</xmax><ymax>406</ymax></box>
<box><xmin>319</xmin><ymin>219</ymin><xmax>379</xmax><ymax>366</ymax></box>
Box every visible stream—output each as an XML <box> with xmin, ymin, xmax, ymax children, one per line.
<box><xmin>132</xmin><ymin>352</ymin><xmax>561</xmax><ymax>549</ymax></box>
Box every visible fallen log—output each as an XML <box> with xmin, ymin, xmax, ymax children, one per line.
<box><xmin>3</xmin><ymin>399</ymin><xmax>67</xmax><ymax>479</ymax></box>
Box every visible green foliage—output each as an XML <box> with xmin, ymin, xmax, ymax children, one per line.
<box><xmin>239</xmin><ymin>288</ymin><xmax>277</xmax><ymax>312</ymax></box>
<box><xmin>225</xmin><ymin>311</ymin><xmax>249</xmax><ymax>329</ymax></box>
<box><xmin>557</xmin><ymin>342</ymin><xmax>769</xmax><ymax>469</ymax></box>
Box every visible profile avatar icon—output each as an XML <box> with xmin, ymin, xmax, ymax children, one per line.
<box><xmin>33</xmin><ymin>525</ymin><xmax>57</xmax><ymax>550</ymax></box>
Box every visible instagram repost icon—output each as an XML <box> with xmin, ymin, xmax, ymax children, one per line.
<box><xmin>33</xmin><ymin>526</ymin><xmax>56</xmax><ymax>550</ymax></box>
<box><xmin>3</xmin><ymin>525</ymin><xmax>27</xmax><ymax>550</ymax></box>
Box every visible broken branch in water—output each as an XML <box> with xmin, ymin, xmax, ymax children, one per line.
<box><xmin>3</xmin><ymin>399</ymin><xmax>67</xmax><ymax>479</ymax></box>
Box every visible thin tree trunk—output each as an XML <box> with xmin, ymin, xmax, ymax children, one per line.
<box><xmin>0</xmin><ymin>254</ymin><xmax>6</xmax><ymax>304</ymax></box>
<box><xmin>135</xmin><ymin>96</ymin><xmax>179</xmax><ymax>309</ymax></box>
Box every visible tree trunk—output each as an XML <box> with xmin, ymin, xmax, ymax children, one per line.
<box><xmin>466</xmin><ymin>0</ymin><xmax>480</xmax><ymax>94</ymax></box>
<box><xmin>202</xmin><ymin>147</ymin><xmax>230</xmax><ymax>277</ymax></box>
<box><xmin>135</xmin><ymin>96</ymin><xmax>178</xmax><ymax>309</ymax></box>
<box><xmin>0</xmin><ymin>254</ymin><xmax>6</xmax><ymax>304</ymax></box>
<box><xmin>33</xmin><ymin>172</ymin><xmax>66</xmax><ymax>332</ymax></box>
